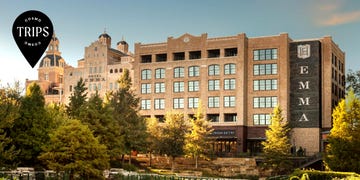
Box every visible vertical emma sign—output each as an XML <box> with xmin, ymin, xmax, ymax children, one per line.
<box><xmin>290</xmin><ymin>41</ymin><xmax>321</xmax><ymax>128</ymax></box>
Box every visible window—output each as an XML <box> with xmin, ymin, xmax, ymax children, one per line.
<box><xmin>253</xmin><ymin>64</ymin><xmax>277</xmax><ymax>75</ymax></box>
<box><xmin>110</xmin><ymin>69</ymin><xmax>113</xmax><ymax>73</ymax></box>
<box><xmin>155</xmin><ymin>82</ymin><xmax>165</xmax><ymax>93</ymax></box>
<box><xmin>253</xmin><ymin>48</ymin><xmax>277</xmax><ymax>60</ymax></box>
<box><xmin>173</xmin><ymin>98</ymin><xmax>184</xmax><ymax>109</ymax></box>
<box><xmin>253</xmin><ymin>96</ymin><xmax>277</xmax><ymax>108</ymax></box>
<box><xmin>253</xmin><ymin>114</ymin><xmax>271</xmax><ymax>125</ymax></box>
<box><xmin>98</xmin><ymin>83</ymin><xmax>101</xmax><ymax>90</ymax></box>
<box><xmin>225</xmin><ymin>48</ymin><xmax>238</xmax><ymax>57</ymax></box>
<box><xmin>109</xmin><ymin>83</ymin><xmax>113</xmax><ymax>90</ymax></box>
<box><xmin>224</xmin><ymin>113</ymin><xmax>237</xmax><ymax>122</ymax></box>
<box><xmin>224</xmin><ymin>79</ymin><xmax>236</xmax><ymax>90</ymax></box>
<box><xmin>208</xmin><ymin>79</ymin><xmax>220</xmax><ymax>91</ymax></box>
<box><xmin>188</xmin><ymin>97</ymin><xmax>199</xmax><ymax>108</ymax></box>
<box><xmin>173</xmin><ymin>52</ymin><xmax>185</xmax><ymax>61</ymax></box>
<box><xmin>224</xmin><ymin>96</ymin><xmax>235</xmax><ymax>107</ymax></box>
<box><xmin>189</xmin><ymin>51</ymin><xmax>201</xmax><ymax>60</ymax></box>
<box><xmin>141</xmin><ymin>55</ymin><xmax>152</xmax><ymax>63</ymax></box>
<box><xmin>188</xmin><ymin>81</ymin><xmax>199</xmax><ymax>92</ymax></box>
<box><xmin>173</xmin><ymin>81</ymin><xmax>184</xmax><ymax>92</ymax></box>
<box><xmin>44</xmin><ymin>73</ymin><xmax>49</xmax><ymax>80</ymax></box>
<box><xmin>174</xmin><ymin>67</ymin><xmax>184</xmax><ymax>78</ymax></box>
<box><xmin>188</xmin><ymin>66</ymin><xmax>200</xmax><ymax>77</ymax></box>
<box><xmin>208</xmin><ymin>96</ymin><xmax>220</xmax><ymax>108</ymax></box>
<box><xmin>155</xmin><ymin>99</ymin><xmax>165</xmax><ymax>110</ymax></box>
<box><xmin>156</xmin><ymin>53</ymin><xmax>167</xmax><ymax>62</ymax></box>
<box><xmin>208</xmin><ymin>49</ymin><xmax>220</xmax><ymax>58</ymax></box>
<box><xmin>141</xmin><ymin>99</ymin><xmax>151</xmax><ymax>110</ymax></box>
<box><xmin>155</xmin><ymin>68</ymin><xmax>165</xmax><ymax>79</ymax></box>
<box><xmin>141</xmin><ymin>83</ymin><xmax>151</xmax><ymax>94</ymax></box>
<box><xmin>115</xmin><ymin>69</ymin><xmax>118</xmax><ymax>73</ymax></box>
<box><xmin>208</xmin><ymin>64</ymin><xmax>220</xmax><ymax>76</ymax></box>
<box><xmin>88</xmin><ymin>83</ymin><xmax>92</xmax><ymax>91</ymax></box>
<box><xmin>207</xmin><ymin>114</ymin><xmax>219</xmax><ymax>122</ymax></box>
<box><xmin>155</xmin><ymin>115</ymin><xmax>165</xmax><ymax>122</ymax></box>
<box><xmin>93</xmin><ymin>84</ymin><xmax>97</xmax><ymax>91</ymax></box>
<box><xmin>114</xmin><ymin>82</ymin><xmax>118</xmax><ymax>89</ymax></box>
<box><xmin>224</xmin><ymin>63</ymin><xmax>236</xmax><ymax>75</ymax></box>
<box><xmin>253</xmin><ymin>79</ymin><xmax>277</xmax><ymax>91</ymax></box>
<box><xmin>141</xmin><ymin>69</ymin><xmax>151</xmax><ymax>80</ymax></box>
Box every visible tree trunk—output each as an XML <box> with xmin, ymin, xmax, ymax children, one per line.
<box><xmin>121</xmin><ymin>154</ymin><xmax>125</xmax><ymax>165</ymax></box>
<box><xmin>129</xmin><ymin>151</ymin><xmax>132</xmax><ymax>164</ymax></box>
<box><xmin>171</xmin><ymin>156</ymin><xmax>175</xmax><ymax>172</ymax></box>
<box><xmin>149</xmin><ymin>151</ymin><xmax>152</xmax><ymax>167</ymax></box>
<box><xmin>195</xmin><ymin>156</ymin><xmax>198</xmax><ymax>169</ymax></box>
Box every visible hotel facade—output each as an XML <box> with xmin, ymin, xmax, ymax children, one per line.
<box><xmin>29</xmin><ymin>32</ymin><xmax>345</xmax><ymax>156</ymax></box>
<box><xmin>133</xmin><ymin>33</ymin><xmax>345</xmax><ymax>156</ymax></box>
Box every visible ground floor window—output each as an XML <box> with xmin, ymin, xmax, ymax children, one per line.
<box><xmin>211</xmin><ymin>139</ymin><xmax>237</xmax><ymax>157</ymax></box>
<box><xmin>247</xmin><ymin>139</ymin><xmax>264</xmax><ymax>156</ymax></box>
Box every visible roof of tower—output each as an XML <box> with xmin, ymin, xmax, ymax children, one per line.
<box><xmin>98</xmin><ymin>33</ymin><xmax>111</xmax><ymax>39</ymax></box>
<box><xmin>39</xmin><ymin>55</ymin><xmax>63</xmax><ymax>67</ymax></box>
<box><xmin>117</xmin><ymin>40</ymin><xmax>128</xmax><ymax>45</ymax></box>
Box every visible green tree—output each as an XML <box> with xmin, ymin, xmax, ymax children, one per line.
<box><xmin>11</xmin><ymin>82</ymin><xmax>53</xmax><ymax>167</ymax></box>
<box><xmin>80</xmin><ymin>91</ymin><xmax>124</xmax><ymax>161</ymax></box>
<box><xmin>325</xmin><ymin>90</ymin><xmax>360</xmax><ymax>173</ymax></box>
<box><xmin>39</xmin><ymin>119</ymin><xmax>109</xmax><ymax>179</ymax></box>
<box><xmin>159</xmin><ymin>111</ymin><xmax>189</xmax><ymax>172</ymax></box>
<box><xmin>261</xmin><ymin>105</ymin><xmax>292</xmax><ymax>175</ymax></box>
<box><xmin>110</xmin><ymin>69</ymin><xmax>147</xmax><ymax>165</ymax></box>
<box><xmin>0</xmin><ymin>82</ymin><xmax>22</xmax><ymax>168</ymax></box>
<box><xmin>145</xmin><ymin>117</ymin><xmax>161</xmax><ymax>167</ymax></box>
<box><xmin>67</xmin><ymin>78</ymin><xmax>87</xmax><ymax>119</ymax></box>
<box><xmin>346</xmin><ymin>69</ymin><xmax>360</xmax><ymax>96</ymax></box>
<box><xmin>184</xmin><ymin>101</ymin><xmax>213</xmax><ymax>169</ymax></box>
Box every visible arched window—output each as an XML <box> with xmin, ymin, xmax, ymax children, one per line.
<box><xmin>110</xmin><ymin>69</ymin><xmax>113</xmax><ymax>73</ymax></box>
<box><xmin>115</xmin><ymin>69</ymin><xmax>118</xmax><ymax>73</ymax></box>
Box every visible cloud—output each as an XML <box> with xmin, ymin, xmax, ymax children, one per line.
<box><xmin>314</xmin><ymin>1</ymin><xmax>360</xmax><ymax>27</ymax></box>
<box><xmin>320</xmin><ymin>11</ymin><xmax>360</xmax><ymax>26</ymax></box>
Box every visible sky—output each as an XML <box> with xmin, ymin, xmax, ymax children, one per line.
<box><xmin>1</xmin><ymin>0</ymin><xmax>360</xmax><ymax>87</ymax></box>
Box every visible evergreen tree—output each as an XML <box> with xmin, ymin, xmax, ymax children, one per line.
<box><xmin>261</xmin><ymin>105</ymin><xmax>292</xmax><ymax>175</ymax></box>
<box><xmin>184</xmin><ymin>101</ymin><xmax>213</xmax><ymax>169</ymax></box>
<box><xmin>110</xmin><ymin>69</ymin><xmax>147</xmax><ymax>164</ymax></box>
<box><xmin>39</xmin><ymin>119</ymin><xmax>109</xmax><ymax>179</ymax></box>
<box><xmin>10</xmin><ymin>82</ymin><xmax>53</xmax><ymax>167</ymax></box>
<box><xmin>66</xmin><ymin>78</ymin><xmax>87</xmax><ymax>119</ymax></box>
<box><xmin>159</xmin><ymin>111</ymin><xmax>189</xmax><ymax>172</ymax></box>
<box><xmin>0</xmin><ymin>83</ymin><xmax>21</xmax><ymax>168</ymax></box>
<box><xmin>80</xmin><ymin>91</ymin><xmax>124</xmax><ymax>160</ymax></box>
<box><xmin>325</xmin><ymin>90</ymin><xmax>360</xmax><ymax>173</ymax></box>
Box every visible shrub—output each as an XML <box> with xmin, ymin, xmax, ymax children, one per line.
<box><xmin>291</xmin><ymin>169</ymin><xmax>360</xmax><ymax>180</ymax></box>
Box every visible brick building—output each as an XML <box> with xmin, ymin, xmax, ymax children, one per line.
<box><xmin>133</xmin><ymin>33</ymin><xmax>345</xmax><ymax>156</ymax></box>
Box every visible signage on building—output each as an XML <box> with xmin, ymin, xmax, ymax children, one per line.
<box><xmin>211</xmin><ymin>130</ymin><xmax>236</xmax><ymax>136</ymax></box>
<box><xmin>290</xmin><ymin>41</ymin><xmax>321</xmax><ymax>128</ymax></box>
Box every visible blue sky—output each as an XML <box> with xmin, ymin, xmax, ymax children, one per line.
<box><xmin>1</xmin><ymin>0</ymin><xmax>360</xmax><ymax>87</ymax></box>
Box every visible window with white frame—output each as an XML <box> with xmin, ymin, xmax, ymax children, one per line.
<box><xmin>141</xmin><ymin>83</ymin><xmax>151</xmax><ymax>94</ymax></box>
<box><xmin>188</xmin><ymin>81</ymin><xmax>199</xmax><ymax>92</ymax></box>
<box><xmin>173</xmin><ymin>81</ymin><xmax>184</xmax><ymax>92</ymax></box>
<box><xmin>188</xmin><ymin>66</ymin><xmax>200</xmax><ymax>77</ymax></box>
<box><xmin>155</xmin><ymin>68</ymin><xmax>165</xmax><ymax>79</ymax></box>
<box><xmin>224</xmin><ymin>96</ymin><xmax>236</xmax><ymax>107</ymax></box>
<box><xmin>253</xmin><ymin>114</ymin><xmax>271</xmax><ymax>125</ymax></box>
<box><xmin>224</xmin><ymin>63</ymin><xmax>236</xmax><ymax>75</ymax></box>
<box><xmin>174</xmin><ymin>67</ymin><xmax>184</xmax><ymax>78</ymax></box>
<box><xmin>208</xmin><ymin>96</ymin><xmax>220</xmax><ymax>108</ymax></box>
<box><xmin>224</xmin><ymin>79</ymin><xmax>236</xmax><ymax>90</ymax></box>
<box><xmin>141</xmin><ymin>69</ymin><xmax>152</xmax><ymax>80</ymax></box>
<box><xmin>253</xmin><ymin>96</ymin><xmax>277</xmax><ymax>108</ymax></box>
<box><xmin>188</xmin><ymin>97</ymin><xmax>199</xmax><ymax>108</ymax></box>
<box><xmin>173</xmin><ymin>98</ymin><xmax>184</xmax><ymax>109</ymax></box>
<box><xmin>141</xmin><ymin>99</ymin><xmax>151</xmax><ymax>110</ymax></box>
<box><xmin>208</xmin><ymin>79</ymin><xmax>220</xmax><ymax>91</ymax></box>
<box><xmin>253</xmin><ymin>48</ymin><xmax>277</xmax><ymax>61</ymax></box>
<box><xmin>155</xmin><ymin>82</ymin><xmax>165</xmax><ymax>93</ymax></box>
<box><xmin>154</xmin><ymin>99</ymin><xmax>165</xmax><ymax>110</ymax></box>
<box><xmin>253</xmin><ymin>64</ymin><xmax>277</xmax><ymax>75</ymax></box>
<box><xmin>253</xmin><ymin>79</ymin><xmax>277</xmax><ymax>91</ymax></box>
<box><xmin>208</xmin><ymin>64</ymin><xmax>220</xmax><ymax>76</ymax></box>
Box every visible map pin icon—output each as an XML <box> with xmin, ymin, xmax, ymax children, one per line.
<box><xmin>12</xmin><ymin>10</ymin><xmax>53</xmax><ymax>68</ymax></box>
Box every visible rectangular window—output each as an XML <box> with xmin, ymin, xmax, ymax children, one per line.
<box><xmin>189</xmin><ymin>51</ymin><xmax>201</xmax><ymax>60</ymax></box>
<box><xmin>224</xmin><ymin>48</ymin><xmax>238</xmax><ymax>57</ymax></box>
<box><xmin>253</xmin><ymin>64</ymin><xmax>277</xmax><ymax>75</ymax></box>
<box><xmin>253</xmin><ymin>114</ymin><xmax>271</xmax><ymax>125</ymax></box>
<box><xmin>208</xmin><ymin>64</ymin><xmax>220</xmax><ymax>76</ymax></box>
<box><xmin>155</xmin><ymin>82</ymin><xmax>165</xmax><ymax>93</ymax></box>
<box><xmin>141</xmin><ymin>55</ymin><xmax>152</xmax><ymax>63</ymax></box>
<box><xmin>224</xmin><ymin>113</ymin><xmax>237</xmax><ymax>122</ymax></box>
<box><xmin>253</xmin><ymin>48</ymin><xmax>278</xmax><ymax>61</ymax></box>
<box><xmin>188</xmin><ymin>66</ymin><xmax>200</xmax><ymax>77</ymax></box>
<box><xmin>188</xmin><ymin>97</ymin><xmax>199</xmax><ymax>108</ymax></box>
<box><xmin>173</xmin><ymin>52</ymin><xmax>185</xmax><ymax>61</ymax></box>
<box><xmin>173</xmin><ymin>98</ymin><xmax>184</xmax><ymax>109</ymax></box>
<box><xmin>141</xmin><ymin>99</ymin><xmax>151</xmax><ymax>110</ymax></box>
<box><xmin>253</xmin><ymin>79</ymin><xmax>277</xmax><ymax>91</ymax></box>
<box><xmin>155</xmin><ymin>68</ymin><xmax>165</xmax><ymax>79</ymax></box>
<box><xmin>224</xmin><ymin>96</ymin><xmax>235</xmax><ymax>107</ymax></box>
<box><xmin>188</xmin><ymin>81</ymin><xmax>199</xmax><ymax>92</ymax></box>
<box><xmin>173</xmin><ymin>81</ymin><xmax>184</xmax><ymax>92</ymax></box>
<box><xmin>207</xmin><ymin>114</ymin><xmax>219</xmax><ymax>122</ymax></box>
<box><xmin>224</xmin><ymin>63</ymin><xmax>236</xmax><ymax>75</ymax></box>
<box><xmin>253</xmin><ymin>96</ymin><xmax>277</xmax><ymax>108</ymax></box>
<box><xmin>156</xmin><ymin>53</ymin><xmax>167</xmax><ymax>62</ymax></box>
<box><xmin>224</xmin><ymin>79</ymin><xmax>236</xmax><ymax>90</ymax></box>
<box><xmin>109</xmin><ymin>83</ymin><xmax>113</xmax><ymax>90</ymax></box>
<box><xmin>208</xmin><ymin>79</ymin><xmax>220</xmax><ymax>91</ymax></box>
<box><xmin>141</xmin><ymin>69</ymin><xmax>152</xmax><ymax>80</ymax></box>
<box><xmin>174</xmin><ymin>67</ymin><xmax>184</xmax><ymax>78</ymax></box>
<box><xmin>154</xmin><ymin>99</ymin><xmax>165</xmax><ymax>110</ymax></box>
<box><xmin>141</xmin><ymin>83</ymin><xmax>151</xmax><ymax>94</ymax></box>
<box><xmin>208</xmin><ymin>49</ymin><xmax>220</xmax><ymax>58</ymax></box>
<box><xmin>208</xmin><ymin>96</ymin><xmax>220</xmax><ymax>108</ymax></box>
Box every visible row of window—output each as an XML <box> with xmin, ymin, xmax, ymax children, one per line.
<box><xmin>253</xmin><ymin>48</ymin><xmax>278</xmax><ymax>61</ymax></box>
<box><xmin>109</xmin><ymin>68</ymin><xmax>123</xmax><ymax>74</ymax></box>
<box><xmin>141</xmin><ymin>64</ymin><xmax>236</xmax><ymax>80</ymax></box>
<box><xmin>253</xmin><ymin>97</ymin><xmax>278</xmax><ymax>108</ymax></box>
<box><xmin>89</xmin><ymin>66</ymin><xmax>103</xmax><ymax>74</ymax></box>
<box><xmin>140</xmin><ymin>96</ymin><xmax>237</xmax><ymax>110</ymax></box>
<box><xmin>88</xmin><ymin>83</ymin><xmax>102</xmax><ymax>91</ymax></box>
<box><xmin>140</xmin><ymin>48</ymin><xmax>238</xmax><ymax>63</ymax></box>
